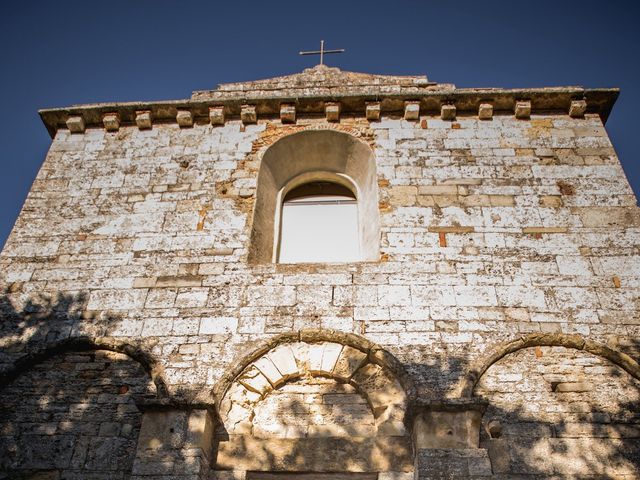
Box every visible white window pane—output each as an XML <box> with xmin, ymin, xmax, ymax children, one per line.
<box><xmin>278</xmin><ymin>200</ymin><xmax>359</xmax><ymax>263</ymax></box>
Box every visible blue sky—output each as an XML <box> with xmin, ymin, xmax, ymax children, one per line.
<box><xmin>1</xmin><ymin>0</ymin><xmax>638</xmax><ymax>248</ymax></box>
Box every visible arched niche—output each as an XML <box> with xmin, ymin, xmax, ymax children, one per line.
<box><xmin>248</xmin><ymin>130</ymin><xmax>380</xmax><ymax>264</ymax></box>
<box><xmin>468</xmin><ymin>334</ymin><xmax>640</xmax><ymax>478</ymax></box>
<box><xmin>0</xmin><ymin>339</ymin><xmax>160</xmax><ymax>477</ymax></box>
<box><xmin>0</xmin><ymin>336</ymin><xmax>169</xmax><ymax>398</ymax></box>
<box><xmin>214</xmin><ymin>335</ymin><xmax>413</xmax><ymax>473</ymax></box>
<box><xmin>461</xmin><ymin>333</ymin><xmax>640</xmax><ymax>397</ymax></box>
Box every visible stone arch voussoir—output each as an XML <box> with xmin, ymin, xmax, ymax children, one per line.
<box><xmin>461</xmin><ymin>333</ymin><xmax>640</xmax><ymax>397</ymax></box>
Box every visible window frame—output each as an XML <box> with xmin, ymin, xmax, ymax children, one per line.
<box><xmin>274</xmin><ymin>172</ymin><xmax>361</xmax><ymax>263</ymax></box>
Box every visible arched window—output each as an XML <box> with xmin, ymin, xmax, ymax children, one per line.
<box><xmin>249</xmin><ymin>130</ymin><xmax>380</xmax><ymax>264</ymax></box>
<box><xmin>277</xmin><ymin>181</ymin><xmax>359</xmax><ymax>263</ymax></box>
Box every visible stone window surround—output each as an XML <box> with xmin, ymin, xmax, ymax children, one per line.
<box><xmin>248</xmin><ymin>130</ymin><xmax>381</xmax><ymax>264</ymax></box>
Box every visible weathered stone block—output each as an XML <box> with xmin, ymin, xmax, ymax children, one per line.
<box><xmin>404</xmin><ymin>101</ymin><xmax>420</xmax><ymax>121</ymax></box>
<box><xmin>478</xmin><ymin>103</ymin><xmax>493</xmax><ymax>120</ymax></box>
<box><xmin>325</xmin><ymin>102</ymin><xmax>341</xmax><ymax>122</ymax></box>
<box><xmin>366</xmin><ymin>102</ymin><xmax>381</xmax><ymax>121</ymax></box>
<box><xmin>241</xmin><ymin>105</ymin><xmax>257</xmax><ymax>124</ymax></box>
<box><xmin>413</xmin><ymin>408</ymin><xmax>483</xmax><ymax>449</ymax></box>
<box><xmin>279</xmin><ymin>103</ymin><xmax>296</xmax><ymax>123</ymax></box>
<box><xmin>268</xmin><ymin>344</ymin><xmax>299</xmax><ymax>378</ymax></box>
<box><xmin>321</xmin><ymin>342</ymin><xmax>343</xmax><ymax>373</ymax></box>
<box><xmin>332</xmin><ymin>345</ymin><xmax>368</xmax><ymax>381</ymax></box>
<box><xmin>540</xmin><ymin>195</ymin><xmax>563</xmax><ymax>207</ymax></box>
<box><xmin>212</xmin><ymin>471</ymin><xmax>246</xmax><ymax>480</ymax></box>
<box><xmin>575</xmin><ymin>206</ymin><xmax>640</xmax><ymax>227</ymax></box>
<box><xmin>553</xmin><ymin>381</ymin><xmax>592</xmax><ymax>392</ymax></box>
<box><xmin>441</xmin><ymin>104</ymin><xmax>456</xmax><ymax>121</ymax></box>
<box><xmin>521</xmin><ymin>226</ymin><xmax>568</xmax><ymax>234</ymax></box>
<box><xmin>156</xmin><ymin>275</ymin><xmax>204</xmax><ymax>287</ymax></box>
<box><xmin>351</xmin><ymin>363</ymin><xmax>406</xmax><ymax>415</ymax></box>
<box><xmin>199</xmin><ymin>316</ymin><xmax>238</xmax><ymax>334</ymax></box>
<box><xmin>87</xmin><ymin>288</ymin><xmax>148</xmax><ymax>310</ymax></box>
<box><xmin>253</xmin><ymin>356</ymin><xmax>284</xmax><ymax>386</ymax></box>
<box><xmin>238</xmin><ymin>365</ymin><xmax>271</xmax><ymax>395</ymax></box>
<box><xmin>176</xmin><ymin>110</ymin><xmax>194</xmax><ymax>127</ymax></box>
<box><xmin>137</xmin><ymin>411</ymin><xmax>187</xmax><ymax>451</ymax></box>
<box><xmin>515</xmin><ymin>100</ymin><xmax>531</xmax><ymax>119</ymax></box>
<box><xmin>135</xmin><ymin>110</ymin><xmax>152</xmax><ymax>129</ymax></box>
<box><xmin>415</xmin><ymin>448</ymin><xmax>492</xmax><ymax>479</ymax></box>
<box><xmin>569</xmin><ymin>99</ymin><xmax>587</xmax><ymax>118</ymax></box>
<box><xmin>66</xmin><ymin>115</ymin><xmax>85</xmax><ymax>133</ymax></box>
<box><xmin>210</xmin><ymin>106</ymin><xmax>225</xmax><ymax>125</ymax></box>
<box><xmin>102</xmin><ymin>112</ymin><xmax>120</xmax><ymax>132</ymax></box>
<box><xmin>185</xmin><ymin>409</ymin><xmax>214</xmax><ymax>459</ymax></box>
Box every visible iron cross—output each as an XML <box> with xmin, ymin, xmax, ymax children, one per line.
<box><xmin>299</xmin><ymin>40</ymin><xmax>345</xmax><ymax>66</ymax></box>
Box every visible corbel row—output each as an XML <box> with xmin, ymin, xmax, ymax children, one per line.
<box><xmin>403</xmin><ymin>99</ymin><xmax>587</xmax><ymax>122</ymax></box>
<box><xmin>64</xmin><ymin>99</ymin><xmax>590</xmax><ymax>134</ymax></box>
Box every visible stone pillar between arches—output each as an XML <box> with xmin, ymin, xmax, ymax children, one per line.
<box><xmin>131</xmin><ymin>408</ymin><xmax>214</xmax><ymax>480</ymax></box>
<box><xmin>412</xmin><ymin>400</ymin><xmax>492</xmax><ymax>479</ymax></box>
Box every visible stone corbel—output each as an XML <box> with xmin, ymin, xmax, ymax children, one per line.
<box><xmin>515</xmin><ymin>100</ymin><xmax>531</xmax><ymax>119</ymax></box>
<box><xmin>241</xmin><ymin>105</ymin><xmax>257</xmax><ymax>124</ymax></box>
<box><xmin>569</xmin><ymin>99</ymin><xmax>587</xmax><ymax>118</ymax></box>
<box><xmin>135</xmin><ymin>110</ymin><xmax>152</xmax><ymax>130</ymax></box>
<box><xmin>280</xmin><ymin>103</ymin><xmax>296</xmax><ymax>124</ymax></box>
<box><xmin>404</xmin><ymin>101</ymin><xmax>420</xmax><ymax>121</ymax></box>
<box><xmin>102</xmin><ymin>112</ymin><xmax>120</xmax><ymax>132</ymax></box>
<box><xmin>210</xmin><ymin>106</ymin><xmax>225</xmax><ymax>125</ymax></box>
<box><xmin>66</xmin><ymin>115</ymin><xmax>85</xmax><ymax>133</ymax></box>
<box><xmin>366</xmin><ymin>102</ymin><xmax>381</xmax><ymax>121</ymax></box>
<box><xmin>176</xmin><ymin>110</ymin><xmax>194</xmax><ymax>127</ymax></box>
<box><xmin>478</xmin><ymin>103</ymin><xmax>493</xmax><ymax>120</ymax></box>
<box><xmin>325</xmin><ymin>102</ymin><xmax>341</xmax><ymax>122</ymax></box>
<box><xmin>440</xmin><ymin>103</ymin><xmax>456</xmax><ymax>121</ymax></box>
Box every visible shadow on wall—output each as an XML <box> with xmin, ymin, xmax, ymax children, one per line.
<box><xmin>0</xmin><ymin>289</ymin><xmax>91</xmax><ymax>363</ymax></box>
<box><xmin>474</xmin><ymin>345</ymin><xmax>640</xmax><ymax>479</ymax></box>
<box><xmin>213</xmin><ymin>375</ymin><xmax>413</xmax><ymax>474</ymax></box>
<box><xmin>0</xmin><ymin>288</ymin><xmax>640</xmax><ymax>478</ymax></box>
<box><xmin>0</xmin><ymin>288</ymin><xmax>179</xmax><ymax>479</ymax></box>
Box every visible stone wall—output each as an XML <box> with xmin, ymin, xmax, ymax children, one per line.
<box><xmin>0</xmin><ymin>350</ymin><xmax>156</xmax><ymax>479</ymax></box>
<box><xmin>476</xmin><ymin>346</ymin><xmax>640</xmax><ymax>478</ymax></box>
<box><xmin>1</xmin><ymin>109</ymin><xmax>639</xmax><ymax>477</ymax></box>
<box><xmin>251</xmin><ymin>378</ymin><xmax>374</xmax><ymax>439</ymax></box>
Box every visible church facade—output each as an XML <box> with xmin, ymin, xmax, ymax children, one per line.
<box><xmin>1</xmin><ymin>64</ymin><xmax>639</xmax><ymax>479</ymax></box>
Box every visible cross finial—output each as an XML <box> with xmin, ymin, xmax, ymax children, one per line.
<box><xmin>299</xmin><ymin>40</ymin><xmax>345</xmax><ymax>66</ymax></box>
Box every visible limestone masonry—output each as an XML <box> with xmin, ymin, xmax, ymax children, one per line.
<box><xmin>1</xmin><ymin>64</ymin><xmax>639</xmax><ymax>479</ymax></box>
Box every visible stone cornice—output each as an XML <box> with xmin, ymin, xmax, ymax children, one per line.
<box><xmin>39</xmin><ymin>86</ymin><xmax>619</xmax><ymax>137</ymax></box>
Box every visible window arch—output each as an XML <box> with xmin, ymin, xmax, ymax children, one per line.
<box><xmin>249</xmin><ymin>130</ymin><xmax>380</xmax><ymax>263</ymax></box>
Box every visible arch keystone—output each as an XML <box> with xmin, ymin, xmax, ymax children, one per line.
<box><xmin>320</xmin><ymin>342</ymin><xmax>343</xmax><ymax>373</ymax></box>
<box><xmin>267</xmin><ymin>344</ymin><xmax>299</xmax><ymax>379</ymax></box>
